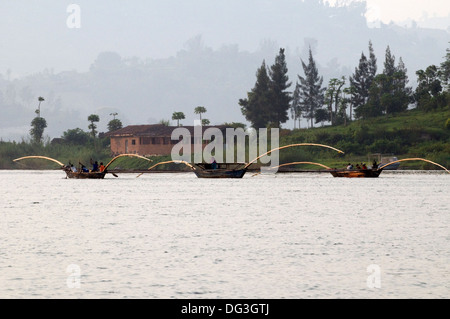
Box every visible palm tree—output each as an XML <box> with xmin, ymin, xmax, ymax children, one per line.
<box><xmin>36</xmin><ymin>96</ymin><xmax>45</xmax><ymax>117</ymax></box>
<box><xmin>172</xmin><ymin>112</ymin><xmax>185</xmax><ymax>126</ymax></box>
<box><xmin>88</xmin><ymin>114</ymin><xmax>100</xmax><ymax>138</ymax></box>
<box><xmin>194</xmin><ymin>106</ymin><xmax>207</xmax><ymax>122</ymax></box>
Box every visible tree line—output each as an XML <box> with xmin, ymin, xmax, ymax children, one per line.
<box><xmin>29</xmin><ymin>104</ymin><xmax>215</xmax><ymax>146</ymax></box>
<box><xmin>29</xmin><ymin>104</ymin><xmax>124</xmax><ymax>145</ymax></box>
<box><xmin>240</xmin><ymin>42</ymin><xmax>450</xmax><ymax>129</ymax></box>
<box><xmin>171</xmin><ymin>106</ymin><xmax>209</xmax><ymax>127</ymax></box>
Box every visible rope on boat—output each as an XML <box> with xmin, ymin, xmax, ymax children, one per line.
<box><xmin>244</xmin><ymin>143</ymin><xmax>344</xmax><ymax>170</ymax></box>
<box><xmin>13</xmin><ymin>156</ymin><xmax>65</xmax><ymax>167</ymax></box>
<box><xmin>378</xmin><ymin>158</ymin><xmax>450</xmax><ymax>174</ymax></box>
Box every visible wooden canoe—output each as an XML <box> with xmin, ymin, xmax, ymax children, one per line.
<box><xmin>192</xmin><ymin>163</ymin><xmax>247</xmax><ymax>179</ymax></box>
<box><xmin>328</xmin><ymin>168</ymin><xmax>382</xmax><ymax>178</ymax></box>
<box><xmin>63</xmin><ymin>167</ymin><xmax>107</xmax><ymax>179</ymax></box>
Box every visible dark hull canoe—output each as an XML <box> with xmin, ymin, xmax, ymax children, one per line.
<box><xmin>192</xmin><ymin>163</ymin><xmax>247</xmax><ymax>179</ymax></box>
<box><xmin>193</xmin><ymin>168</ymin><xmax>247</xmax><ymax>179</ymax></box>
<box><xmin>63</xmin><ymin>169</ymin><xmax>107</xmax><ymax>179</ymax></box>
<box><xmin>328</xmin><ymin>169</ymin><xmax>382</xmax><ymax>178</ymax></box>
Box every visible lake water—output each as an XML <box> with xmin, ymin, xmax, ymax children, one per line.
<box><xmin>0</xmin><ymin>170</ymin><xmax>449</xmax><ymax>299</ymax></box>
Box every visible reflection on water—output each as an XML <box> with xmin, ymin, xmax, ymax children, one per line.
<box><xmin>0</xmin><ymin>170</ymin><xmax>449</xmax><ymax>298</ymax></box>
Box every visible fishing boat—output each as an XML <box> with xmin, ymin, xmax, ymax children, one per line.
<box><xmin>192</xmin><ymin>163</ymin><xmax>247</xmax><ymax>179</ymax></box>
<box><xmin>328</xmin><ymin>158</ymin><xmax>450</xmax><ymax>178</ymax></box>
<box><xmin>62</xmin><ymin>165</ymin><xmax>107</xmax><ymax>179</ymax></box>
<box><xmin>328</xmin><ymin>168</ymin><xmax>383</xmax><ymax>178</ymax></box>
<box><xmin>13</xmin><ymin>154</ymin><xmax>152</xmax><ymax>179</ymax></box>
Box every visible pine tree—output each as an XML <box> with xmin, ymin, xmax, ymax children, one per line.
<box><xmin>297</xmin><ymin>47</ymin><xmax>325</xmax><ymax>128</ymax></box>
<box><xmin>350</xmin><ymin>52</ymin><xmax>370</xmax><ymax>119</ymax></box>
<box><xmin>239</xmin><ymin>60</ymin><xmax>272</xmax><ymax>129</ymax></box>
<box><xmin>350</xmin><ymin>41</ymin><xmax>378</xmax><ymax>119</ymax></box>
<box><xmin>391</xmin><ymin>57</ymin><xmax>413</xmax><ymax>113</ymax></box>
<box><xmin>290</xmin><ymin>82</ymin><xmax>303</xmax><ymax>129</ymax></box>
<box><xmin>383</xmin><ymin>46</ymin><xmax>396</xmax><ymax>77</ymax></box>
<box><xmin>368</xmin><ymin>41</ymin><xmax>378</xmax><ymax>82</ymax></box>
<box><xmin>380</xmin><ymin>49</ymin><xmax>412</xmax><ymax>115</ymax></box>
<box><xmin>365</xmin><ymin>74</ymin><xmax>388</xmax><ymax>118</ymax></box>
<box><xmin>367</xmin><ymin>48</ymin><xmax>412</xmax><ymax>117</ymax></box>
<box><xmin>440</xmin><ymin>45</ymin><xmax>450</xmax><ymax>91</ymax></box>
<box><xmin>268</xmin><ymin>48</ymin><xmax>292</xmax><ymax>128</ymax></box>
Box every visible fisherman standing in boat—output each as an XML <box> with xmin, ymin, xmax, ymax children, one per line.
<box><xmin>372</xmin><ymin>160</ymin><xmax>378</xmax><ymax>170</ymax></box>
<box><xmin>90</xmin><ymin>158</ymin><xmax>99</xmax><ymax>172</ymax></box>
<box><xmin>211</xmin><ymin>157</ymin><xmax>218</xmax><ymax>169</ymax></box>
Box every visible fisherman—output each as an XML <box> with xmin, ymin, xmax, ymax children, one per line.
<box><xmin>346</xmin><ymin>163</ymin><xmax>353</xmax><ymax>170</ymax></box>
<box><xmin>362</xmin><ymin>163</ymin><xmax>368</xmax><ymax>170</ymax></box>
<box><xmin>90</xmin><ymin>158</ymin><xmax>99</xmax><ymax>172</ymax></box>
<box><xmin>99</xmin><ymin>162</ymin><xmax>105</xmax><ymax>172</ymax></box>
<box><xmin>211</xmin><ymin>157</ymin><xmax>218</xmax><ymax>169</ymax></box>
<box><xmin>372</xmin><ymin>160</ymin><xmax>378</xmax><ymax>170</ymax></box>
<box><xmin>70</xmin><ymin>164</ymin><xmax>78</xmax><ymax>172</ymax></box>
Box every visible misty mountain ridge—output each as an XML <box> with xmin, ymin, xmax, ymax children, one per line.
<box><xmin>0</xmin><ymin>0</ymin><xmax>449</xmax><ymax>141</ymax></box>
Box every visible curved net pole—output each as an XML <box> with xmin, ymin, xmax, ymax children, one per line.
<box><xmin>104</xmin><ymin>154</ymin><xmax>153</xmax><ymax>171</ymax></box>
<box><xmin>136</xmin><ymin>160</ymin><xmax>195</xmax><ymax>178</ymax></box>
<box><xmin>251</xmin><ymin>161</ymin><xmax>332</xmax><ymax>177</ymax></box>
<box><xmin>13</xmin><ymin>156</ymin><xmax>65</xmax><ymax>167</ymax></box>
<box><xmin>273</xmin><ymin>161</ymin><xmax>332</xmax><ymax>170</ymax></box>
<box><xmin>244</xmin><ymin>143</ymin><xmax>344</xmax><ymax>170</ymax></box>
<box><xmin>378</xmin><ymin>158</ymin><xmax>450</xmax><ymax>174</ymax></box>
<box><xmin>147</xmin><ymin>160</ymin><xmax>194</xmax><ymax>171</ymax></box>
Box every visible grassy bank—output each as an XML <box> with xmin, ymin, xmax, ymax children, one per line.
<box><xmin>278</xmin><ymin>107</ymin><xmax>450</xmax><ymax>170</ymax></box>
<box><xmin>0</xmin><ymin>139</ymin><xmax>111</xmax><ymax>170</ymax></box>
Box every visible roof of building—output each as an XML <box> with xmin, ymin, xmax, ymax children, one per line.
<box><xmin>105</xmin><ymin>124</ymin><xmax>229</xmax><ymax>137</ymax></box>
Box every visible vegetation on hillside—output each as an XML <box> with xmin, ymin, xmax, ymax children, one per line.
<box><xmin>278</xmin><ymin>107</ymin><xmax>450</xmax><ymax>170</ymax></box>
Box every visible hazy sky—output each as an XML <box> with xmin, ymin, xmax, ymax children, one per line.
<box><xmin>0</xmin><ymin>0</ymin><xmax>448</xmax><ymax>77</ymax></box>
<box><xmin>1</xmin><ymin>0</ymin><xmax>449</xmax><ymax>140</ymax></box>
<box><xmin>328</xmin><ymin>0</ymin><xmax>450</xmax><ymax>22</ymax></box>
